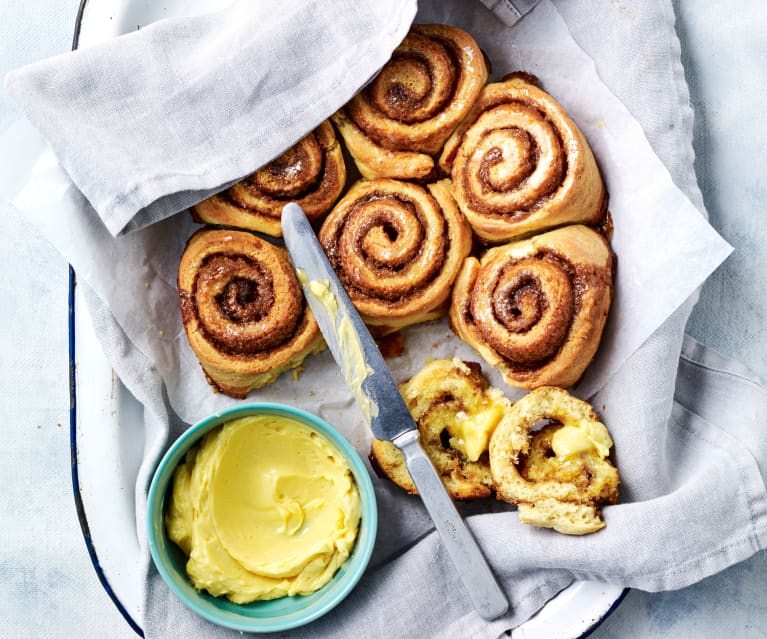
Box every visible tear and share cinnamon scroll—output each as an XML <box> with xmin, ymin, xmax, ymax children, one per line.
<box><xmin>489</xmin><ymin>386</ymin><xmax>620</xmax><ymax>535</ymax></box>
<box><xmin>332</xmin><ymin>24</ymin><xmax>488</xmax><ymax>180</ymax></box>
<box><xmin>440</xmin><ymin>74</ymin><xmax>606</xmax><ymax>243</ymax></box>
<box><xmin>319</xmin><ymin>178</ymin><xmax>472</xmax><ymax>334</ymax></box>
<box><xmin>449</xmin><ymin>225</ymin><xmax>613</xmax><ymax>390</ymax></box>
<box><xmin>371</xmin><ymin>358</ymin><xmax>504</xmax><ymax>500</ymax></box>
<box><xmin>191</xmin><ymin>121</ymin><xmax>346</xmax><ymax>237</ymax></box>
<box><xmin>178</xmin><ymin>228</ymin><xmax>325</xmax><ymax>398</ymax></box>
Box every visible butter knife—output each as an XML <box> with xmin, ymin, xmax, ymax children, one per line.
<box><xmin>282</xmin><ymin>203</ymin><xmax>509</xmax><ymax>621</ymax></box>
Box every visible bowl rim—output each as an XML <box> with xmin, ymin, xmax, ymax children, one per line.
<box><xmin>146</xmin><ymin>402</ymin><xmax>378</xmax><ymax>633</ymax></box>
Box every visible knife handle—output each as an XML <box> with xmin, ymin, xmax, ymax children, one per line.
<box><xmin>394</xmin><ymin>430</ymin><xmax>509</xmax><ymax>621</ymax></box>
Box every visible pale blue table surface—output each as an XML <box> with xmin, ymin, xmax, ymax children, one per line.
<box><xmin>1</xmin><ymin>1</ymin><xmax>765</xmax><ymax>637</ymax></box>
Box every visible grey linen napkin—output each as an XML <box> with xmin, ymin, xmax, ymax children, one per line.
<box><xmin>4</xmin><ymin>0</ymin><xmax>767</xmax><ymax>638</ymax></box>
<box><xmin>5</xmin><ymin>0</ymin><xmax>417</xmax><ymax>236</ymax></box>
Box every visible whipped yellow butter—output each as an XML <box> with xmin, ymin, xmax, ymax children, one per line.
<box><xmin>550</xmin><ymin>417</ymin><xmax>613</xmax><ymax>459</ymax></box>
<box><xmin>165</xmin><ymin>415</ymin><xmax>361</xmax><ymax>603</ymax></box>
<box><xmin>296</xmin><ymin>270</ymin><xmax>377</xmax><ymax>422</ymax></box>
<box><xmin>448</xmin><ymin>396</ymin><xmax>506</xmax><ymax>462</ymax></box>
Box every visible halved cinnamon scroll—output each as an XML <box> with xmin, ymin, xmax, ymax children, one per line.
<box><xmin>332</xmin><ymin>24</ymin><xmax>488</xmax><ymax>180</ymax></box>
<box><xmin>489</xmin><ymin>386</ymin><xmax>619</xmax><ymax>534</ymax></box>
<box><xmin>440</xmin><ymin>74</ymin><xmax>606</xmax><ymax>243</ymax></box>
<box><xmin>449</xmin><ymin>225</ymin><xmax>613</xmax><ymax>389</ymax></box>
<box><xmin>318</xmin><ymin>178</ymin><xmax>472</xmax><ymax>334</ymax></box>
<box><xmin>178</xmin><ymin>228</ymin><xmax>325</xmax><ymax>398</ymax></box>
<box><xmin>192</xmin><ymin>121</ymin><xmax>346</xmax><ymax>237</ymax></box>
<box><xmin>371</xmin><ymin>358</ymin><xmax>508</xmax><ymax>499</ymax></box>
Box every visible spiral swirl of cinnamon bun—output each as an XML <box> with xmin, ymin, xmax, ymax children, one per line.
<box><xmin>450</xmin><ymin>225</ymin><xmax>613</xmax><ymax>389</ymax></box>
<box><xmin>192</xmin><ymin>121</ymin><xmax>346</xmax><ymax>237</ymax></box>
<box><xmin>319</xmin><ymin>178</ymin><xmax>472</xmax><ymax>333</ymax></box>
<box><xmin>489</xmin><ymin>386</ymin><xmax>620</xmax><ymax>534</ymax></box>
<box><xmin>332</xmin><ymin>24</ymin><xmax>487</xmax><ymax>180</ymax></box>
<box><xmin>178</xmin><ymin>228</ymin><xmax>325</xmax><ymax>398</ymax></box>
<box><xmin>440</xmin><ymin>74</ymin><xmax>606</xmax><ymax>243</ymax></box>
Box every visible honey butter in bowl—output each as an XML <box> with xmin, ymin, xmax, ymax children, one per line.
<box><xmin>147</xmin><ymin>403</ymin><xmax>377</xmax><ymax>632</ymax></box>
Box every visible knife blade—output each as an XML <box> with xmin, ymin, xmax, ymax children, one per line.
<box><xmin>282</xmin><ymin>203</ymin><xmax>509</xmax><ymax>621</ymax></box>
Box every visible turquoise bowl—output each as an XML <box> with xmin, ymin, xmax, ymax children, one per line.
<box><xmin>146</xmin><ymin>403</ymin><xmax>377</xmax><ymax>632</ymax></box>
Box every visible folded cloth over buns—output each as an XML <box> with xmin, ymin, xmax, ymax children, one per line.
<box><xmin>4</xmin><ymin>0</ymin><xmax>417</xmax><ymax>235</ymax></box>
<box><xmin>2</xmin><ymin>1</ymin><xmax>765</xmax><ymax>638</ymax></box>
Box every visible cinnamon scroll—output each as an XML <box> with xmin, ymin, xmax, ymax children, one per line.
<box><xmin>450</xmin><ymin>225</ymin><xmax>613</xmax><ymax>389</ymax></box>
<box><xmin>178</xmin><ymin>229</ymin><xmax>325</xmax><ymax>398</ymax></box>
<box><xmin>371</xmin><ymin>358</ymin><xmax>506</xmax><ymax>499</ymax></box>
<box><xmin>332</xmin><ymin>24</ymin><xmax>487</xmax><ymax>180</ymax></box>
<box><xmin>440</xmin><ymin>74</ymin><xmax>606</xmax><ymax>243</ymax></box>
<box><xmin>319</xmin><ymin>178</ymin><xmax>472</xmax><ymax>334</ymax></box>
<box><xmin>489</xmin><ymin>386</ymin><xmax>619</xmax><ymax>534</ymax></box>
<box><xmin>192</xmin><ymin>121</ymin><xmax>346</xmax><ymax>237</ymax></box>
